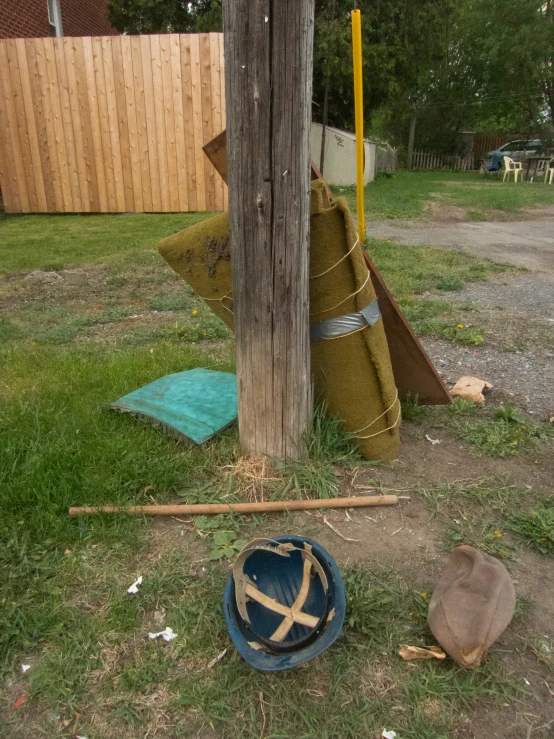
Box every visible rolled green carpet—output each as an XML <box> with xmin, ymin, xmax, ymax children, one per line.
<box><xmin>158</xmin><ymin>181</ymin><xmax>400</xmax><ymax>461</ymax></box>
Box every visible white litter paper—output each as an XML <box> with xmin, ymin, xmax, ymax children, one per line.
<box><xmin>149</xmin><ymin>627</ymin><xmax>177</xmax><ymax>642</ymax></box>
<box><xmin>382</xmin><ymin>731</ymin><xmax>397</xmax><ymax>739</ymax></box>
<box><xmin>21</xmin><ymin>664</ymin><xmax>31</xmax><ymax>673</ymax></box>
<box><xmin>127</xmin><ymin>576</ymin><xmax>143</xmax><ymax>594</ymax></box>
<box><xmin>425</xmin><ymin>434</ymin><xmax>441</xmax><ymax>445</ymax></box>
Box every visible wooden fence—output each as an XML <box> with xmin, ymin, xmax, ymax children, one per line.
<box><xmin>473</xmin><ymin>132</ymin><xmax>535</xmax><ymax>165</ymax></box>
<box><xmin>411</xmin><ymin>150</ymin><xmax>475</xmax><ymax>171</ymax></box>
<box><xmin>0</xmin><ymin>33</ymin><xmax>227</xmax><ymax>213</ymax></box>
<box><xmin>375</xmin><ymin>144</ymin><xmax>396</xmax><ymax>174</ymax></box>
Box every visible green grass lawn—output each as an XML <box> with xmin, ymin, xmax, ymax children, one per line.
<box><xmin>1</xmin><ymin>208</ymin><xmax>553</xmax><ymax>738</ymax></box>
<box><xmin>334</xmin><ymin>170</ymin><xmax>554</xmax><ymax>220</ymax></box>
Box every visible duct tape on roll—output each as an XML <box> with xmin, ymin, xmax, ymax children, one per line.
<box><xmin>310</xmin><ymin>300</ymin><xmax>381</xmax><ymax>342</ymax></box>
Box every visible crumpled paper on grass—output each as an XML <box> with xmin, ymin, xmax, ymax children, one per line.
<box><xmin>149</xmin><ymin>627</ymin><xmax>177</xmax><ymax>642</ymax></box>
<box><xmin>450</xmin><ymin>376</ymin><xmax>492</xmax><ymax>404</ymax></box>
<box><xmin>127</xmin><ymin>576</ymin><xmax>143</xmax><ymax>594</ymax></box>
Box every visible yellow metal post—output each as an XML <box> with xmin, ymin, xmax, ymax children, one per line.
<box><xmin>351</xmin><ymin>9</ymin><xmax>365</xmax><ymax>242</ymax></box>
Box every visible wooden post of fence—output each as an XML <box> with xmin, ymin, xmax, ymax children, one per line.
<box><xmin>221</xmin><ymin>1</ymin><xmax>314</xmax><ymax>459</ymax></box>
<box><xmin>407</xmin><ymin>113</ymin><xmax>416</xmax><ymax>170</ymax></box>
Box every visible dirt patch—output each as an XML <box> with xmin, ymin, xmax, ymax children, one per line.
<box><xmin>427</xmin><ymin>200</ymin><xmax>554</xmax><ymax>223</ymax></box>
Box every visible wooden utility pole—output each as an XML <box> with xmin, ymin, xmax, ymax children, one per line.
<box><xmin>222</xmin><ymin>1</ymin><xmax>315</xmax><ymax>459</ymax></box>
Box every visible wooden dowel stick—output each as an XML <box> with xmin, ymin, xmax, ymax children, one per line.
<box><xmin>69</xmin><ymin>495</ymin><xmax>398</xmax><ymax>517</ymax></box>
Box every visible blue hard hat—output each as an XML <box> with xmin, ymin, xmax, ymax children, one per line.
<box><xmin>223</xmin><ymin>535</ymin><xmax>345</xmax><ymax>671</ymax></box>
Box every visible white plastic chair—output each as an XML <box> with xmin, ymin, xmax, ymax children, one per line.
<box><xmin>544</xmin><ymin>158</ymin><xmax>554</xmax><ymax>185</ymax></box>
<box><xmin>502</xmin><ymin>156</ymin><xmax>522</xmax><ymax>182</ymax></box>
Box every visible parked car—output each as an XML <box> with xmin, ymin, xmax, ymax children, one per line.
<box><xmin>486</xmin><ymin>139</ymin><xmax>543</xmax><ymax>165</ymax></box>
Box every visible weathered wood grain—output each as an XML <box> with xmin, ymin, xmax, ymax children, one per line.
<box><xmin>222</xmin><ymin>0</ymin><xmax>314</xmax><ymax>459</ymax></box>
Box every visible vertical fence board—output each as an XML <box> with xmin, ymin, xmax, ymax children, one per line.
<box><xmin>121</xmin><ymin>36</ymin><xmax>143</xmax><ymax>212</ymax></box>
<box><xmin>219</xmin><ymin>31</ymin><xmax>228</xmax><ymax>212</ymax></box>
<box><xmin>0</xmin><ymin>34</ymin><xmax>226</xmax><ymax>213</ymax></box>
<box><xmin>0</xmin><ymin>60</ymin><xmax>20</xmax><ymax>212</ymax></box>
<box><xmin>62</xmin><ymin>38</ymin><xmax>90</xmax><ymax>211</ymax></box>
<box><xmin>82</xmin><ymin>36</ymin><xmax>108</xmax><ymax>211</ymax></box>
<box><xmin>91</xmin><ymin>37</ymin><xmax>117</xmax><ymax>211</ymax></box>
<box><xmin>140</xmin><ymin>35</ymin><xmax>161</xmax><ymax>211</ymax></box>
<box><xmin>189</xmin><ymin>34</ymin><xmax>206</xmax><ymax>211</ymax></box>
<box><xmin>209</xmin><ymin>32</ymin><xmax>224</xmax><ymax>211</ymax></box>
<box><xmin>54</xmin><ymin>38</ymin><xmax>82</xmax><ymax>211</ymax></box>
<box><xmin>15</xmin><ymin>39</ymin><xmax>47</xmax><ymax>211</ymax></box>
<box><xmin>111</xmin><ymin>36</ymin><xmax>135</xmax><ymax>212</ymax></box>
<box><xmin>101</xmin><ymin>37</ymin><xmax>125</xmax><ymax>212</ymax></box>
<box><xmin>130</xmin><ymin>35</ymin><xmax>152</xmax><ymax>211</ymax></box>
<box><xmin>26</xmin><ymin>39</ymin><xmax>57</xmax><ymax>212</ymax></box>
<box><xmin>2</xmin><ymin>39</ymin><xmax>32</xmax><ymax>211</ymax></box>
<box><xmin>73</xmin><ymin>38</ymin><xmax>100</xmax><ymax>212</ymax></box>
<box><xmin>180</xmin><ymin>34</ymin><xmax>198</xmax><ymax>212</ymax></box>
<box><xmin>199</xmin><ymin>34</ymin><xmax>215</xmax><ymax>210</ymax></box>
<box><xmin>8</xmin><ymin>38</ymin><xmax>39</xmax><ymax>210</ymax></box>
<box><xmin>161</xmin><ymin>34</ymin><xmax>179</xmax><ymax>211</ymax></box>
<box><xmin>150</xmin><ymin>34</ymin><xmax>170</xmax><ymax>211</ymax></box>
<box><xmin>171</xmin><ymin>34</ymin><xmax>188</xmax><ymax>211</ymax></box>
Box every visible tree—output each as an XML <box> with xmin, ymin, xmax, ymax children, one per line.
<box><xmin>108</xmin><ymin>0</ymin><xmax>222</xmax><ymax>34</ymax></box>
<box><xmin>312</xmin><ymin>0</ymin><xmax>454</xmax><ymax>133</ymax></box>
<box><xmin>455</xmin><ymin>0</ymin><xmax>554</xmax><ymax>131</ymax></box>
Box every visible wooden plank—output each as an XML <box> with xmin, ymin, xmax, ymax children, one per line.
<box><xmin>222</xmin><ymin>0</ymin><xmax>314</xmax><ymax>458</ymax></box>
<box><xmin>101</xmin><ymin>36</ymin><xmax>125</xmax><ymax>212</ymax></box>
<box><xmin>150</xmin><ymin>34</ymin><xmax>169</xmax><ymax>211</ymax></box>
<box><xmin>24</xmin><ymin>38</ymin><xmax>57</xmax><ymax>211</ymax></box>
<box><xmin>121</xmin><ymin>35</ymin><xmax>143</xmax><ymax>212</ymax></box>
<box><xmin>209</xmin><ymin>32</ymin><xmax>224</xmax><ymax>210</ymax></box>
<box><xmin>92</xmin><ymin>36</ymin><xmax>117</xmax><ymax>211</ymax></box>
<box><xmin>219</xmin><ymin>31</ymin><xmax>228</xmax><ymax>212</ymax></box>
<box><xmin>0</xmin><ymin>103</ymin><xmax>15</xmax><ymax>211</ymax></box>
<box><xmin>62</xmin><ymin>38</ymin><xmax>90</xmax><ymax>211</ymax></box>
<box><xmin>140</xmin><ymin>35</ymin><xmax>160</xmax><ymax>211</ymax></box>
<box><xmin>171</xmin><ymin>33</ymin><xmax>188</xmax><ymax>211</ymax></box>
<box><xmin>4</xmin><ymin>39</ymin><xmax>36</xmax><ymax>211</ymax></box>
<box><xmin>0</xmin><ymin>43</ymin><xmax>21</xmax><ymax>212</ymax></box>
<box><xmin>45</xmin><ymin>36</ymin><xmax>73</xmax><ymax>210</ymax></box>
<box><xmin>15</xmin><ymin>39</ymin><xmax>47</xmax><ymax>211</ymax></box>
<box><xmin>364</xmin><ymin>253</ymin><xmax>452</xmax><ymax>404</ymax></box>
<box><xmin>36</xmin><ymin>39</ymin><xmax>65</xmax><ymax>210</ymax></box>
<box><xmin>82</xmin><ymin>36</ymin><xmax>108</xmax><ymax>212</ymax></box>
<box><xmin>73</xmin><ymin>38</ymin><xmax>100</xmax><ymax>212</ymax></box>
<box><xmin>203</xmin><ymin>129</ymin><xmax>227</xmax><ymax>182</ymax></box>
<box><xmin>189</xmin><ymin>34</ymin><xmax>206</xmax><ymax>211</ymax></box>
<box><xmin>111</xmin><ymin>36</ymin><xmax>135</xmax><ymax>211</ymax></box>
<box><xmin>131</xmin><ymin>35</ymin><xmax>152</xmax><ymax>211</ymax></box>
<box><xmin>180</xmin><ymin>34</ymin><xmax>198</xmax><ymax>212</ymax></box>
<box><xmin>199</xmin><ymin>33</ymin><xmax>215</xmax><ymax>210</ymax></box>
<box><xmin>161</xmin><ymin>34</ymin><xmax>179</xmax><ymax>211</ymax></box>
<box><xmin>53</xmin><ymin>38</ymin><xmax>82</xmax><ymax>211</ymax></box>
<box><xmin>0</xmin><ymin>40</ymin><xmax>30</xmax><ymax>212</ymax></box>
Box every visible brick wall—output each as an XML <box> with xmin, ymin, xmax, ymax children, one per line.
<box><xmin>0</xmin><ymin>0</ymin><xmax>117</xmax><ymax>39</ymax></box>
<box><xmin>0</xmin><ymin>0</ymin><xmax>49</xmax><ymax>38</ymax></box>
<box><xmin>60</xmin><ymin>0</ymin><xmax>117</xmax><ymax>37</ymax></box>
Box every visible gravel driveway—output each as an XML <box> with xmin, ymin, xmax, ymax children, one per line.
<box><xmin>367</xmin><ymin>218</ymin><xmax>554</xmax><ymax>280</ymax></box>
<box><xmin>365</xmin><ymin>216</ymin><xmax>554</xmax><ymax>419</ymax></box>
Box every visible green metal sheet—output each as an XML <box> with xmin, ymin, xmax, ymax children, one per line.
<box><xmin>111</xmin><ymin>369</ymin><xmax>237</xmax><ymax>444</ymax></box>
